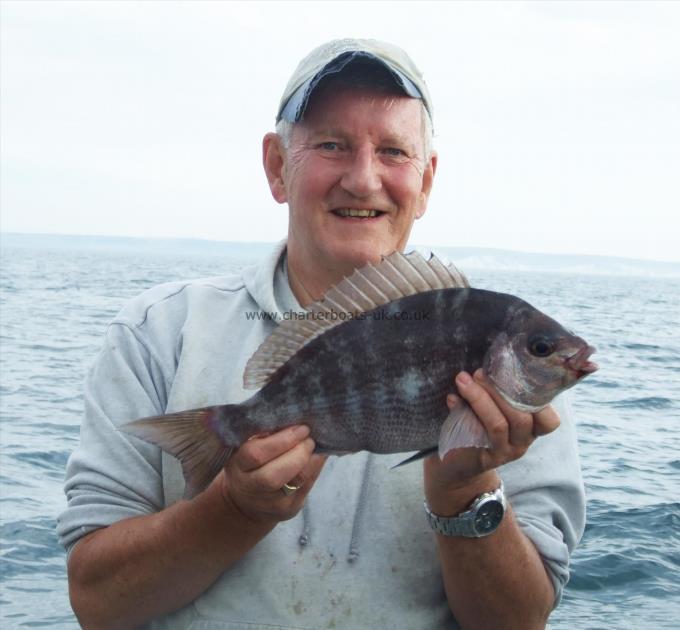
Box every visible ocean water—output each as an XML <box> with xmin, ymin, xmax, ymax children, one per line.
<box><xmin>1</xmin><ymin>240</ymin><xmax>679</xmax><ymax>628</ymax></box>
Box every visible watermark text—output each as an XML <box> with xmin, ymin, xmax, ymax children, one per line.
<box><xmin>244</xmin><ymin>308</ymin><xmax>431</xmax><ymax>322</ymax></box>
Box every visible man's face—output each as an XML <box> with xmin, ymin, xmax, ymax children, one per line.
<box><xmin>274</xmin><ymin>85</ymin><xmax>437</xmax><ymax>277</ymax></box>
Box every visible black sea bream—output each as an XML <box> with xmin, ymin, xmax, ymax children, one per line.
<box><xmin>122</xmin><ymin>252</ymin><xmax>598</xmax><ymax>498</ymax></box>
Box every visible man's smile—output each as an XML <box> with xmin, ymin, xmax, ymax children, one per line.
<box><xmin>331</xmin><ymin>208</ymin><xmax>387</xmax><ymax>219</ymax></box>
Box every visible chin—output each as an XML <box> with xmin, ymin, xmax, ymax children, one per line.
<box><xmin>327</xmin><ymin>239</ymin><xmax>395</xmax><ymax>273</ymax></box>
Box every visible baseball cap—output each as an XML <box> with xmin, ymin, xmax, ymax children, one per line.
<box><xmin>276</xmin><ymin>38</ymin><xmax>433</xmax><ymax>124</ymax></box>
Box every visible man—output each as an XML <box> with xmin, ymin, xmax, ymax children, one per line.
<box><xmin>58</xmin><ymin>39</ymin><xmax>585</xmax><ymax>628</ymax></box>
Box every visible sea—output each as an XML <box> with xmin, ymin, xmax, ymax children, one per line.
<box><xmin>1</xmin><ymin>235</ymin><xmax>679</xmax><ymax>628</ymax></box>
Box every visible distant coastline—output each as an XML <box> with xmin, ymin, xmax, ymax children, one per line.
<box><xmin>2</xmin><ymin>232</ymin><xmax>679</xmax><ymax>278</ymax></box>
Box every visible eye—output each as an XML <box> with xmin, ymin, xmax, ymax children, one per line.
<box><xmin>319</xmin><ymin>142</ymin><xmax>340</xmax><ymax>151</ymax></box>
<box><xmin>382</xmin><ymin>147</ymin><xmax>405</xmax><ymax>156</ymax></box>
<box><xmin>528</xmin><ymin>337</ymin><xmax>555</xmax><ymax>357</ymax></box>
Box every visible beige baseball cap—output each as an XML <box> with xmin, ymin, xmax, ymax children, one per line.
<box><xmin>276</xmin><ymin>38</ymin><xmax>433</xmax><ymax>124</ymax></box>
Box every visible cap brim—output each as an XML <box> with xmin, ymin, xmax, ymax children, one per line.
<box><xmin>277</xmin><ymin>51</ymin><xmax>424</xmax><ymax>123</ymax></box>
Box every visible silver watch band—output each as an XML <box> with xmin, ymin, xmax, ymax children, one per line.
<box><xmin>423</xmin><ymin>502</ymin><xmax>477</xmax><ymax>536</ymax></box>
<box><xmin>423</xmin><ymin>481</ymin><xmax>506</xmax><ymax>538</ymax></box>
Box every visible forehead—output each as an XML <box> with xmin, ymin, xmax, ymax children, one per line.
<box><xmin>299</xmin><ymin>85</ymin><xmax>423</xmax><ymax>137</ymax></box>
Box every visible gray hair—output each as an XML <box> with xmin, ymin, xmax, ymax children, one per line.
<box><xmin>275</xmin><ymin>100</ymin><xmax>434</xmax><ymax>159</ymax></box>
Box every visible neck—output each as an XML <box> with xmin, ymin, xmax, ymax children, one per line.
<box><xmin>286</xmin><ymin>247</ymin><xmax>359</xmax><ymax>308</ymax></box>
<box><xmin>287</xmin><ymin>260</ymin><xmax>319</xmax><ymax>308</ymax></box>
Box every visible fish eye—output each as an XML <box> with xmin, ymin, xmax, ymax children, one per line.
<box><xmin>528</xmin><ymin>337</ymin><xmax>555</xmax><ymax>357</ymax></box>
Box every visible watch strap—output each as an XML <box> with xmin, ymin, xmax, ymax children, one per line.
<box><xmin>424</xmin><ymin>481</ymin><xmax>505</xmax><ymax>538</ymax></box>
<box><xmin>423</xmin><ymin>502</ymin><xmax>477</xmax><ymax>536</ymax></box>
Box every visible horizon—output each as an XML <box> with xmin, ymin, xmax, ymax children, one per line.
<box><xmin>3</xmin><ymin>231</ymin><xmax>679</xmax><ymax>271</ymax></box>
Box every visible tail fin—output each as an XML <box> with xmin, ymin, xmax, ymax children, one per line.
<box><xmin>121</xmin><ymin>405</ymin><xmax>242</xmax><ymax>500</ymax></box>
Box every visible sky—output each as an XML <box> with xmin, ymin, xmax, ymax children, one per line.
<box><xmin>1</xmin><ymin>1</ymin><xmax>679</xmax><ymax>262</ymax></box>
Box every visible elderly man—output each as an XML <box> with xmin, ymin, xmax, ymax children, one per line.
<box><xmin>58</xmin><ymin>39</ymin><xmax>585</xmax><ymax>628</ymax></box>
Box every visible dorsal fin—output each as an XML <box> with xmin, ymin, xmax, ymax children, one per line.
<box><xmin>243</xmin><ymin>251</ymin><xmax>469</xmax><ymax>390</ymax></box>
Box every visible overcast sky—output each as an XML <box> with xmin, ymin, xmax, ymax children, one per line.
<box><xmin>1</xmin><ymin>1</ymin><xmax>678</xmax><ymax>261</ymax></box>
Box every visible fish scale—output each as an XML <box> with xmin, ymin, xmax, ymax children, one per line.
<box><xmin>229</xmin><ymin>290</ymin><xmax>511</xmax><ymax>454</ymax></box>
<box><xmin>122</xmin><ymin>253</ymin><xmax>598</xmax><ymax>499</ymax></box>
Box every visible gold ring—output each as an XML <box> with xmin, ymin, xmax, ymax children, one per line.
<box><xmin>282</xmin><ymin>482</ymin><xmax>302</xmax><ymax>496</ymax></box>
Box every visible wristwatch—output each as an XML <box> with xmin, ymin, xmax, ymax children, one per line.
<box><xmin>424</xmin><ymin>481</ymin><xmax>506</xmax><ymax>537</ymax></box>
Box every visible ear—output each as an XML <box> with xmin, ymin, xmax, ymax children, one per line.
<box><xmin>262</xmin><ymin>132</ymin><xmax>288</xmax><ymax>204</ymax></box>
<box><xmin>415</xmin><ymin>151</ymin><xmax>437</xmax><ymax>220</ymax></box>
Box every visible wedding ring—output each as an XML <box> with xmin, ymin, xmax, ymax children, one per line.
<box><xmin>282</xmin><ymin>482</ymin><xmax>302</xmax><ymax>496</ymax></box>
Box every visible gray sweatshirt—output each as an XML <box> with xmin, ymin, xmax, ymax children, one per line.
<box><xmin>58</xmin><ymin>241</ymin><xmax>586</xmax><ymax>629</ymax></box>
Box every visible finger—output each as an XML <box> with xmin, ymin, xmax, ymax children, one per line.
<box><xmin>532</xmin><ymin>405</ymin><xmax>561</xmax><ymax>437</ymax></box>
<box><xmin>283</xmin><ymin>453</ymin><xmax>327</xmax><ymax>496</ymax></box>
<box><xmin>446</xmin><ymin>393</ymin><xmax>461</xmax><ymax>410</ymax></box>
<box><xmin>278</xmin><ymin>454</ymin><xmax>328</xmax><ymax>511</ymax></box>
<box><xmin>298</xmin><ymin>454</ymin><xmax>327</xmax><ymax>487</ymax></box>
<box><xmin>222</xmin><ymin>438</ymin><xmax>315</xmax><ymax>521</ymax></box>
<box><xmin>248</xmin><ymin>437</ymin><xmax>316</xmax><ymax>493</ymax></box>
<box><xmin>247</xmin><ymin>431</ymin><xmax>272</xmax><ymax>440</ymax></box>
<box><xmin>472</xmin><ymin>369</ymin><xmax>523</xmax><ymax>420</ymax></box>
<box><xmin>507</xmin><ymin>413</ymin><xmax>534</xmax><ymax>447</ymax></box>
<box><xmin>471</xmin><ymin>369</ymin><xmax>536</xmax><ymax>447</ymax></box>
<box><xmin>455</xmin><ymin>371</ymin><xmax>508</xmax><ymax>449</ymax></box>
<box><xmin>235</xmin><ymin>424</ymin><xmax>310</xmax><ymax>472</ymax></box>
<box><xmin>473</xmin><ymin>370</ymin><xmax>557</xmax><ymax>443</ymax></box>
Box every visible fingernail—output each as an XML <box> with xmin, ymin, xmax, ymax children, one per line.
<box><xmin>473</xmin><ymin>368</ymin><xmax>485</xmax><ymax>381</ymax></box>
<box><xmin>292</xmin><ymin>425</ymin><xmax>310</xmax><ymax>439</ymax></box>
<box><xmin>456</xmin><ymin>372</ymin><xmax>472</xmax><ymax>386</ymax></box>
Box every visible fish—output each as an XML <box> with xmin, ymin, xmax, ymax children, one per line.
<box><xmin>121</xmin><ymin>251</ymin><xmax>598</xmax><ymax>499</ymax></box>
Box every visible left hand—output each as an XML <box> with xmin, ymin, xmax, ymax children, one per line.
<box><xmin>425</xmin><ymin>368</ymin><xmax>560</xmax><ymax>499</ymax></box>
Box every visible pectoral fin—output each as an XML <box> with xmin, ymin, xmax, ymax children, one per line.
<box><xmin>438</xmin><ymin>402</ymin><xmax>491</xmax><ymax>459</ymax></box>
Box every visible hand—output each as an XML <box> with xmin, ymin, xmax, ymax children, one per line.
<box><xmin>425</xmin><ymin>369</ymin><xmax>560</xmax><ymax>506</ymax></box>
<box><xmin>219</xmin><ymin>424</ymin><xmax>327</xmax><ymax>524</ymax></box>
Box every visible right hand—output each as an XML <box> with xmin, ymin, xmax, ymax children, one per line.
<box><xmin>219</xmin><ymin>424</ymin><xmax>327</xmax><ymax>524</ymax></box>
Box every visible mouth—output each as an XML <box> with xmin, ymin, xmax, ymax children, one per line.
<box><xmin>566</xmin><ymin>345</ymin><xmax>599</xmax><ymax>378</ymax></box>
<box><xmin>331</xmin><ymin>208</ymin><xmax>386</xmax><ymax>219</ymax></box>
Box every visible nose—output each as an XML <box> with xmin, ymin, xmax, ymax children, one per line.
<box><xmin>340</xmin><ymin>146</ymin><xmax>382</xmax><ymax>198</ymax></box>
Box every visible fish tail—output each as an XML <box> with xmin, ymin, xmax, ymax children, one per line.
<box><xmin>121</xmin><ymin>405</ymin><xmax>245</xmax><ymax>500</ymax></box>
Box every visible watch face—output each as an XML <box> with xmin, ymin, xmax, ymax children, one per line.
<box><xmin>474</xmin><ymin>500</ymin><xmax>504</xmax><ymax>535</ymax></box>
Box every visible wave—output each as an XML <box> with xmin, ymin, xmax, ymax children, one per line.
<box><xmin>611</xmin><ymin>396</ymin><xmax>674</xmax><ymax>410</ymax></box>
<box><xmin>569</xmin><ymin>502</ymin><xmax>680</xmax><ymax>597</ymax></box>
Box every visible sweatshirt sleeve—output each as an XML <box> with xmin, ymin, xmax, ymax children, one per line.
<box><xmin>56</xmin><ymin>320</ymin><xmax>172</xmax><ymax>556</ymax></box>
<box><xmin>500</xmin><ymin>393</ymin><xmax>586</xmax><ymax>607</ymax></box>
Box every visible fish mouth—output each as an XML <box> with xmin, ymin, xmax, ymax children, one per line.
<box><xmin>331</xmin><ymin>208</ymin><xmax>387</xmax><ymax>219</ymax></box>
<box><xmin>566</xmin><ymin>345</ymin><xmax>599</xmax><ymax>378</ymax></box>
